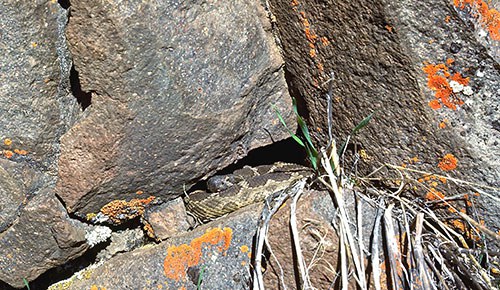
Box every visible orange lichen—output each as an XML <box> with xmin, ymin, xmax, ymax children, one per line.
<box><xmin>291</xmin><ymin>0</ymin><xmax>299</xmax><ymax>6</ymax></box>
<box><xmin>451</xmin><ymin>219</ymin><xmax>467</xmax><ymax>232</ymax></box>
<box><xmin>450</xmin><ymin>72</ymin><xmax>470</xmax><ymax>85</ymax></box>
<box><xmin>454</xmin><ymin>0</ymin><xmax>500</xmax><ymax>41</ymax></box>
<box><xmin>439</xmin><ymin>118</ymin><xmax>448</xmax><ymax>129</ymax></box>
<box><xmin>136</xmin><ymin>190</ymin><xmax>144</xmax><ymax>195</ymax></box>
<box><xmin>317</xmin><ymin>62</ymin><xmax>324</xmax><ymax>72</ymax></box>
<box><xmin>163</xmin><ymin>227</ymin><xmax>233</xmax><ymax>281</ymax></box>
<box><xmin>90</xmin><ymin>286</ymin><xmax>106</xmax><ymax>290</ymax></box>
<box><xmin>13</xmin><ymin>149</ymin><xmax>27</xmax><ymax>155</ymax></box>
<box><xmin>385</xmin><ymin>25</ymin><xmax>393</xmax><ymax>32</ymax></box>
<box><xmin>320</xmin><ymin>36</ymin><xmax>330</xmax><ymax>46</ymax></box>
<box><xmin>100</xmin><ymin>196</ymin><xmax>155</xmax><ymax>224</ymax></box>
<box><xmin>423</xmin><ymin>62</ymin><xmax>468</xmax><ymax>110</ymax></box>
<box><xmin>3</xmin><ymin>138</ymin><xmax>12</xmax><ymax>146</ymax></box>
<box><xmin>425</xmin><ymin>188</ymin><xmax>445</xmax><ymax>201</ymax></box>
<box><xmin>429</xmin><ymin>100</ymin><xmax>441</xmax><ymax>110</ymax></box>
<box><xmin>445</xmin><ymin>15</ymin><xmax>451</xmax><ymax>23</ymax></box>
<box><xmin>3</xmin><ymin>150</ymin><xmax>13</xmax><ymax>159</ymax></box>
<box><xmin>240</xmin><ymin>245</ymin><xmax>249</xmax><ymax>253</ymax></box>
<box><xmin>304</xmin><ymin>28</ymin><xmax>318</xmax><ymax>44</ymax></box>
<box><xmin>438</xmin><ymin>153</ymin><xmax>458</xmax><ymax>171</ymax></box>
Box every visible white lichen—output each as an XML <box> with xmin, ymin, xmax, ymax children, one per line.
<box><xmin>85</xmin><ymin>226</ymin><xmax>112</xmax><ymax>247</ymax></box>
<box><xmin>462</xmin><ymin>86</ymin><xmax>474</xmax><ymax>96</ymax></box>
<box><xmin>449</xmin><ymin>80</ymin><xmax>464</xmax><ymax>93</ymax></box>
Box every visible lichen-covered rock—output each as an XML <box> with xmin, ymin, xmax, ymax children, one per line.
<box><xmin>0</xmin><ymin>1</ymin><xmax>78</xmax><ymax>169</ymax></box>
<box><xmin>268</xmin><ymin>0</ymin><xmax>500</xmax><ymax>241</ymax></box>
<box><xmin>57</xmin><ymin>0</ymin><xmax>294</xmax><ymax>216</ymax></box>
<box><xmin>48</xmin><ymin>206</ymin><xmax>261</xmax><ymax>289</ymax></box>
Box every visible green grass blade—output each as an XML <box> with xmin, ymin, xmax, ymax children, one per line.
<box><xmin>273</xmin><ymin>104</ymin><xmax>305</xmax><ymax>147</ymax></box>
<box><xmin>197</xmin><ymin>265</ymin><xmax>206</xmax><ymax>290</ymax></box>
<box><xmin>292</xmin><ymin>98</ymin><xmax>317</xmax><ymax>153</ymax></box>
<box><xmin>23</xmin><ymin>278</ymin><xmax>30</xmax><ymax>290</ymax></box>
<box><xmin>352</xmin><ymin>112</ymin><xmax>374</xmax><ymax>135</ymax></box>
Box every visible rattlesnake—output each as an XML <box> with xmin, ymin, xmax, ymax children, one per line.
<box><xmin>184</xmin><ymin>162</ymin><xmax>312</xmax><ymax>221</ymax></box>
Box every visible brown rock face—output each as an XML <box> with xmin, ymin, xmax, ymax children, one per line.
<box><xmin>57</xmin><ymin>0</ymin><xmax>295</xmax><ymax>215</ymax></box>
<box><xmin>143</xmin><ymin>197</ymin><xmax>191</xmax><ymax>241</ymax></box>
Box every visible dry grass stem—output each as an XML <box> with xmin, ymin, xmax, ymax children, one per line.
<box><xmin>252</xmin><ymin>179</ymin><xmax>307</xmax><ymax>290</ymax></box>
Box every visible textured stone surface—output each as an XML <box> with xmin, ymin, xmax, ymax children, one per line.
<box><xmin>0</xmin><ymin>1</ymin><xmax>91</xmax><ymax>288</ymax></box>
<box><xmin>268</xmin><ymin>0</ymin><xmax>499</xmax><ymax>238</ymax></box>
<box><xmin>48</xmin><ymin>206</ymin><xmax>261</xmax><ymax>290</ymax></box>
<box><xmin>0</xmin><ymin>0</ymin><xmax>79</xmax><ymax>169</ymax></box>
<box><xmin>143</xmin><ymin>197</ymin><xmax>191</xmax><ymax>241</ymax></box>
<box><xmin>57</xmin><ymin>0</ymin><xmax>294</xmax><ymax>215</ymax></box>
<box><xmin>96</xmin><ymin>228</ymin><xmax>145</xmax><ymax>262</ymax></box>
<box><xmin>0</xmin><ymin>192</ymin><xmax>89</xmax><ymax>288</ymax></box>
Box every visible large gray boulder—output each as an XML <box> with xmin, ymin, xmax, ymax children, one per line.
<box><xmin>57</xmin><ymin>0</ymin><xmax>294</xmax><ymax>216</ymax></box>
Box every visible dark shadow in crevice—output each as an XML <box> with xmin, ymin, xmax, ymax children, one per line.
<box><xmin>69</xmin><ymin>65</ymin><xmax>92</xmax><ymax>111</ymax></box>
<box><xmin>189</xmin><ymin>137</ymin><xmax>308</xmax><ymax>192</ymax></box>
<box><xmin>58</xmin><ymin>0</ymin><xmax>70</xmax><ymax>9</ymax></box>
<box><xmin>283</xmin><ymin>67</ymin><xmax>310</xmax><ymax>122</ymax></box>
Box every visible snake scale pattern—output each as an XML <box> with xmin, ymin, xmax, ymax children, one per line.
<box><xmin>184</xmin><ymin>162</ymin><xmax>312</xmax><ymax>221</ymax></box>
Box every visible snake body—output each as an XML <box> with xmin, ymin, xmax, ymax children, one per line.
<box><xmin>185</xmin><ymin>162</ymin><xmax>312</xmax><ymax>221</ymax></box>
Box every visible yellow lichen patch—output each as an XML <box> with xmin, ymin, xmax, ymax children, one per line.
<box><xmin>438</xmin><ymin>153</ymin><xmax>458</xmax><ymax>171</ymax></box>
<box><xmin>143</xmin><ymin>221</ymin><xmax>157</xmax><ymax>240</ymax></box>
<box><xmin>100</xmin><ymin>196</ymin><xmax>155</xmax><ymax>224</ymax></box>
<box><xmin>86</xmin><ymin>212</ymin><xmax>97</xmax><ymax>221</ymax></box>
<box><xmin>240</xmin><ymin>245</ymin><xmax>249</xmax><ymax>253</ymax></box>
<box><xmin>90</xmin><ymin>286</ymin><xmax>106</xmax><ymax>290</ymax></box>
<box><xmin>163</xmin><ymin>227</ymin><xmax>233</xmax><ymax>281</ymax></box>
<box><xmin>3</xmin><ymin>138</ymin><xmax>12</xmax><ymax>146</ymax></box>
<box><xmin>359</xmin><ymin>149</ymin><xmax>372</xmax><ymax>161</ymax></box>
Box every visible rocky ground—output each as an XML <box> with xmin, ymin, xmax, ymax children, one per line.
<box><xmin>0</xmin><ymin>0</ymin><xmax>498</xmax><ymax>289</ymax></box>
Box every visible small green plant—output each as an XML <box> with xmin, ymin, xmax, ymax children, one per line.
<box><xmin>274</xmin><ymin>97</ymin><xmax>319</xmax><ymax>170</ymax></box>
<box><xmin>274</xmin><ymin>97</ymin><xmax>373</xmax><ymax>172</ymax></box>
<box><xmin>337</xmin><ymin>112</ymin><xmax>373</xmax><ymax>158</ymax></box>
